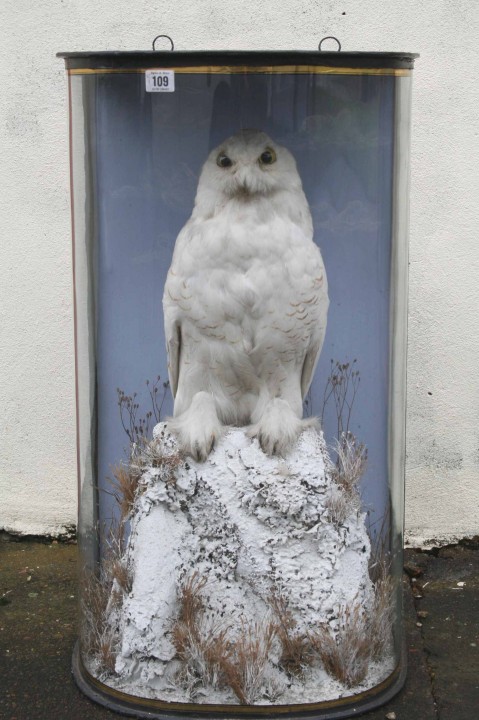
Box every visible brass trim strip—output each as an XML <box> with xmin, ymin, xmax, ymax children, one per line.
<box><xmin>68</xmin><ymin>65</ymin><xmax>411</xmax><ymax>77</ymax></box>
<box><xmin>79</xmin><ymin>649</ymin><xmax>403</xmax><ymax>715</ymax></box>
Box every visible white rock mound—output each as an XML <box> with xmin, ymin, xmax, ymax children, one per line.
<box><xmin>107</xmin><ymin>424</ymin><xmax>387</xmax><ymax>703</ymax></box>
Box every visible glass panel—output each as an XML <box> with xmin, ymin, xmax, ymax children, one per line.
<box><xmin>69</xmin><ymin>64</ymin><xmax>412</xmax><ymax>714</ymax></box>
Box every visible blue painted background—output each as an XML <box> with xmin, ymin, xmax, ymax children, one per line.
<box><xmin>83</xmin><ymin>70</ymin><xmax>395</xmax><ymax>538</ymax></box>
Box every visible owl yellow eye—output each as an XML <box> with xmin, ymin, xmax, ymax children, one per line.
<box><xmin>216</xmin><ymin>153</ymin><xmax>233</xmax><ymax>168</ymax></box>
<box><xmin>259</xmin><ymin>148</ymin><xmax>276</xmax><ymax>165</ymax></box>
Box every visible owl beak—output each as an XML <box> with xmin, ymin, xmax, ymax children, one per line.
<box><xmin>233</xmin><ymin>166</ymin><xmax>254</xmax><ymax>194</ymax></box>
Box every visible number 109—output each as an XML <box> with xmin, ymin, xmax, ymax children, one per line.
<box><xmin>152</xmin><ymin>75</ymin><xmax>169</xmax><ymax>87</ymax></box>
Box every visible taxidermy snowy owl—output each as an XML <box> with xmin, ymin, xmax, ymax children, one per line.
<box><xmin>163</xmin><ymin>129</ymin><xmax>329</xmax><ymax>461</ymax></box>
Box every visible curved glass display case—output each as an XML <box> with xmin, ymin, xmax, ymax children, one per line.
<box><xmin>59</xmin><ymin>48</ymin><xmax>417</xmax><ymax>719</ymax></box>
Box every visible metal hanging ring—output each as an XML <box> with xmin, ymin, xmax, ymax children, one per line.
<box><xmin>152</xmin><ymin>34</ymin><xmax>175</xmax><ymax>51</ymax></box>
<box><xmin>318</xmin><ymin>36</ymin><xmax>341</xmax><ymax>52</ymax></box>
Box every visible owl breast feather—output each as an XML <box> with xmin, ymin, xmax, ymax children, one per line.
<box><xmin>166</xmin><ymin>200</ymin><xmax>326</xmax><ymax>355</ymax></box>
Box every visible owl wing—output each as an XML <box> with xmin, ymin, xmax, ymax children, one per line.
<box><xmin>163</xmin><ymin>218</ymin><xmax>197</xmax><ymax>398</ymax></box>
<box><xmin>301</xmin><ymin>337</ymin><xmax>323</xmax><ymax>399</ymax></box>
<box><xmin>300</xmin><ymin>276</ymin><xmax>329</xmax><ymax>399</ymax></box>
<box><xmin>165</xmin><ymin>310</ymin><xmax>181</xmax><ymax>398</ymax></box>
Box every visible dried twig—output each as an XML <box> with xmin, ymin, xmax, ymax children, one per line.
<box><xmin>117</xmin><ymin>377</ymin><xmax>170</xmax><ymax>448</ymax></box>
<box><xmin>321</xmin><ymin>359</ymin><xmax>360</xmax><ymax>443</ymax></box>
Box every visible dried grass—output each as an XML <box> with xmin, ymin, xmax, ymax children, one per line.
<box><xmin>369</xmin><ymin>573</ymin><xmax>395</xmax><ymax>661</ymax></box>
<box><xmin>175</xmin><ymin>620</ymin><xmax>230</xmax><ymax>690</ymax></box>
<box><xmin>311</xmin><ymin>601</ymin><xmax>371</xmax><ymax>687</ymax></box>
<box><xmin>325</xmin><ymin>489</ymin><xmax>358</xmax><ymax>528</ymax></box>
<box><xmin>108</xmin><ymin>557</ymin><xmax>132</xmax><ymax>595</ymax></box>
<box><xmin>219</xmin><ymin>621</ymin><xmax>276</xmax><ymax>705</ymax></box>
<box><xmin>81</xmin><ymin>569</ymin><xmax>109</xmax><ymax>649</ymax></box>
<box><xmin>129</xmin><ymin>436</ymin><xmax>182</xmax><ymax>480</ymax></box>
<box><xmin>97</xmin><ymin>635</ymin><xmax>117</xmax><ymax>674</ymax></box>
<box><xmin>334</xmin><ymin>432</ymin><xmax>368</xmax><ymax>490</ymax></box>
<box><xmin>326</xmin><ymin>432</ymin><xmax>366</xmax><ymax>527</ymax></box>
<box><xmin>311</xmin><ymin>505</ymin><xmax>395</xmax><ymax>687</ymax></box>
<box><xmin>172</xmin><ymin>573</ymin><xmax>226</xmax><ymax>689</ymax></box>
<box><xmin>172</xmin><ymin>573</ymin><xmax>277</xmax><ymax>704</ymax></box>
<box><xmin>269</xmin><ymin>593</ymin><xmax>313</xmax><ymax>677</ymax></box>
<box><xmin>311</xmin><ymin>571</ymin><xmax>395</xmax><ymax>688</ymax></box>
<box><xmin>80</xmin><ymin>567</ymin><xmax>118</xmax><ymax>674</ymax></box>
<box><xmin>80</xmin><ymin>520</ymin><xmax>132</xmax><ymax>675</ymax></box>
<box><xmin>82</xmin><ymin>427</ymin><xmax>183</xmax><ymax>676</ymax></box>
<box><xmin>82</xmin><ymin>417</ymin><xmax>182</xmax><ymax>676</ymax></box>
<box><xmin>108</xmin><ymin>464</ymin><xmax>140</xmax><ymax>524</ymax></box>
<box><xmin>367</xmin><ymin>507</ymin><xmax>391</xmax><ymax>584</ymax></box>
<box><xmin>366</xmin><ymin>516</ymin><xmax>396</xmax><ymax>660</ymax></box>
<box><xmin>101</xmin><ymin>518</ymin><xmax>133</xmax><ymax>594</ymax></box>
<box><xmin>107</xmin><ymin>438</ymin><xmax>182</xmax><ymax>528</ymax></box>
<box><xmin>177</xmin><ymin>573</ymin><xmax>207</xmax><ymax>624</ymax></box>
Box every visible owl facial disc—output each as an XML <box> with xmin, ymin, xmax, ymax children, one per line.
<box><xmin>199</xmin><ymin>129</ymin><xmax>301</xmax><ymax>202</ymax></box>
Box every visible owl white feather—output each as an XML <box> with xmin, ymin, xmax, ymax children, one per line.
<box><xmin>163</xmin><ymin>129</ymin><xmax>329</xmax><ymax>460</ymax></box>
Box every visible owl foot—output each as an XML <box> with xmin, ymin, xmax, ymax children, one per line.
<box><xmin>167</xmin><ymin>391</ymin><xmax>223</xmax><ymax>462</ymax></box>
<box><xmin>248</xmin><ymin>398</ymin><xmax>318</xmax><ymax>456</ymax></box>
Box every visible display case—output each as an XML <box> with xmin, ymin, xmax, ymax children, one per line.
<box><xmin>59</xmin><ymin>46</ymin><xmax>417</xmax><ymax>718</ymax></box>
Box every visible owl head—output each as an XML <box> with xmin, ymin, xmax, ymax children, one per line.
<box><xmin>194</xmin><ymin>130</ymin><xmax>303</xmax><ymax>213</ymax></box>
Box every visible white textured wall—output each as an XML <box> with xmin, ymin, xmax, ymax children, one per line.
<box><xmin>1</xmin><ymin>0</ymin><xmax>478</xmax><ymax>544</ymax></box>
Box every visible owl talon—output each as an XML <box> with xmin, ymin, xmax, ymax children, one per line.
<box><xmin>166</xmin><ymin>391</ymin><xmax>222</xmax><ymax>462</ymax></box>
<box><xmin>255</xmin><ymin>431</ymin><xmax>276</xmax><ymax>456</ymax></box>
<box><xmin>250</xmin><ymin>397</ymin><xmax>308</xmax><ymax>456</ymax></box>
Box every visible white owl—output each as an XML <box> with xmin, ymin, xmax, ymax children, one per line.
<box><xmin>163</xmin><ymin>129</ymin><xmax>329</xmax><ymax>461</ymax></box>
